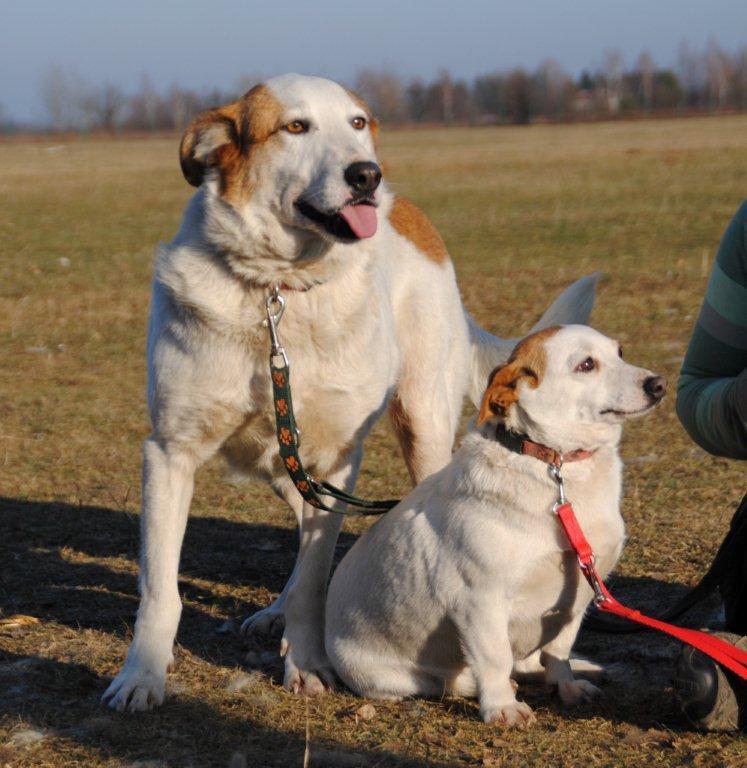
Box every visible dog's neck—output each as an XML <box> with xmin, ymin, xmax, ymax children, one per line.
<box><xmin>181</xmin><ymin>186</ymin><xmax>364</xmax><ymax>291</ymax></box>
<box><xmin>493</xmin><ymin>424</ymin><xmax>595</xmax><ymax>466</ymax></box>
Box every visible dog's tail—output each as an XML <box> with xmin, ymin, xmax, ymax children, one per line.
<box><xmin>468</xmin><ymin>272</ymin><xmax>601</xmax><ymax>407</ymax></box>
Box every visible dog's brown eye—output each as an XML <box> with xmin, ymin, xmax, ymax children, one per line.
<box><xmin>351</xmin><ymin>116</ymin><xmax>367</xmax><ymax>130</ymax></box>
<box><xmin>575</xmin><ymin>357</ymin><xmax>596</xmax><ymax>373</ymax></box>
<box><xmin>285</xmin><ymin>120</ymin><xmax>308</xmax><ymax>134</ymax></box>
<box><xmin>618</xmin><ymin>345</ymin><xmax>623</xmax><ymax>359</ymax></box>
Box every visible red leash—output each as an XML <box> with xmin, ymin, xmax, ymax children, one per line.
<box><xmin>549</xmin><ymin>466</ymin><xmax>747</xmax><ymax>680</ymax></box>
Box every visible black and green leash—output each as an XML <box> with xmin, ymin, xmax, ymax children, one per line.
<box><xmin>265</xmin><ymin>287</ymin><xmax>399</xmax><ymax>516</ymax></box>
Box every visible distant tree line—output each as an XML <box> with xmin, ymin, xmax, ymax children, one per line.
<box><xmin>2</xmin><ymin>40</ymin><xmax>746</xmax><ymax>134</ymax></box>
<box><xmin>356</xmin><ymin>41</ymin><xmax>747</xmax><ymax>126</ymax></box>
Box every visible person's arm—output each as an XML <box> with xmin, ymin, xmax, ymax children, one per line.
<box><xmin>676</xmin><ymin>201</ymin><xmax>747</xmax><ymax>459</ymax></box>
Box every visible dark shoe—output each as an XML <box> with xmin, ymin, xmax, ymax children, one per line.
<box><xmin>673</xmin><ymin>632</ymin><xmax>746</xmax><ymax>731</ymax></box>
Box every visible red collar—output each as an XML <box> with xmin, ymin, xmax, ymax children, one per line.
<box><xmin>494</xmin><ymin>425</ymin><xmax>594</xmax><ymax>466</ymax></box>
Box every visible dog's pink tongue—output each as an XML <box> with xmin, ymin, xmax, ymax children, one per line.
<box><xmin>338</xmin><ymin>203</ymin><xmax>377</xmax><ymax>238</ymax></box>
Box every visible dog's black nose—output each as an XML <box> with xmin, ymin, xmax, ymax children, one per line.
<box><xmin>643</xmin><ymin>375</ymin><xmax>667</xmax><ymax>400</ymax></box>
<box><xmin>344</xmin><ymin>161</ymin><xmax>382</xmax><ymax>194</ymax></box>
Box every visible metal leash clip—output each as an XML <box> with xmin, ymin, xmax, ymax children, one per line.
<box><xmin>581</xmin><ymin>558</ymin><xmax>608</xmax><ymax>605</ymax></box>
<box><xmin>549</xmin><ymin>460</ymin><xmax>608</xmax><ymax>605</ymax></box>
<box><xmin>548</xmin><ymin>459</ymin><xmax>566</xmax><ymax>510</ymax></box>
<box><xmin>265</xmin><ymin>285</ymin><xmax>288</xmax><ymax>367</ymax></box>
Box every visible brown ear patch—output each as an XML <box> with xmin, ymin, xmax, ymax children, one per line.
<box><xmin>179</xmin><ymin>102</ymin><xmax>240</xmax><ymax>187</ymax></box>
<box><xmin>178</xmin><ymin>84</ymin><xmax>284</xmax><ymax>203</ymax></box>
<box><xmin>241</xmin><ymin>84</ymin><xmax>285</xmax><ymax>143</ymax></box>
<box><xmin>477</xmin><ymin>326</ymin><xmax>560</xmax><ymax>424</ymax></box>
<box><xmin>389</xmin><ymin>197</ymin><xmax>449</xmax><ymax>264</ymax></box>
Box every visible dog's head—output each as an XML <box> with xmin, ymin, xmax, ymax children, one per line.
<box><xmin>477</xmin><ymin>325</ymin><xmax>666</xmax><ymax>452</ymax></box>
<box><xmin>179</xmin><ymin>74</ymin><xmax>386</xmax><ymax>262</ymax></box>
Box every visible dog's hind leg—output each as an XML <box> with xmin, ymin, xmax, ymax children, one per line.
<box><xmin>513</xmin><ymin>649</ymin><xmax>605</xmax><ymax>683</ymax></box>
<box><xmin>447</xmin><ymin>667</ymin><xmax>518</xmax><ymax>698</ymax></box>
<box><xmin>446</xmin><ymin>666</ymin><xmax>478</xmax><ymax>697</ymax></box>
<box><xmin>347</xmin><ymin>663</ymin><xmax>445</xmax><ymax>700</ymax></box>
<box><xmin>327</xmin><ymin>638</ymin><xmax>446</xmax><ymax>699</ymax></box>
<box><xmin>240</xmin><ymin>476</ymin><xmax>304</xmax><ymax>638</ymax></box>
<box><xmin>103</xmin><ymin>439</ymin><xmax>197</xmax><ymax>712</ymax></box>
<box><xmin>539</xmin><ymin>611</ymin><xmax>603</xmax><ymax>706</ymax></box>
<box><xmin>281</xmin><ymin>452</ymin><xmax>362</xmax><ymax>695</ymax></box>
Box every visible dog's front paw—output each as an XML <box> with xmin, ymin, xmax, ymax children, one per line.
<box><xmin>281</xmin><ymin>636</ymin><xmax>337</xmax><ymax>695</ymax></box>
<box><xmin>557</xmin><ymin>678</ymin><xmax>601</xmax><ymax>706</ymax></box>
<box><xmin>241</xmin><ymin>602</ymin><xmax>285</xmax><ymax>639</ymax></box>
<box><xmin>483</xmin><ymin>701</ymin><xmax>535</xmax><ymax>727</ymax></box>
<box><xmin>102</xmin><ymin>662</ymin><xmax>168</xmax><ymax>713</ymax></box>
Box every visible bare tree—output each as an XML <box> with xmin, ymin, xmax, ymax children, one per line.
<box><xmin>602</xmin><ymin>49</ymin><xmax>623</xmax><ymax>114</ymax></box>
<box><xmin>405</xmin><ymin>79</ymin><xmax>427</xmax><ymax>123</ymax></box>
<box><xmin>733</xmin><ymin>46</ymin><xmax>747</xmax><ymax>110</ymax></box>
<box><xmin>677</xmin><ymin>41</ymin><xmax>705</xmax><ymax>108</ymax></box>
<box><xmin>637</xmin><ymin>51</ymin><xmax>655</xmax><ymax>113</ymax></box>
<box><xmin>126</xmin><ymin>74</ymin><xmax>161</xmax><ymax>131</ymax></box>
<box><xmin>39</xmin><ymin>65</ymin><xmax>91</xmax><ymax>129</ymax></box>
<box><xmin>167</xmin><ymin>85</ymin><xmax>188</xmax><ymax>133</ymax></box>
<box><xmin>533</xmin><ymin>59</ymin><xmax>572</xmax><ymax>118</ymax></box>
<box><xmin>473</xmin><ymin>72</ymin><xmax>505</xmax><ymax>122</ymax></box>
<box><xmin>707</xmin><ymin>37</ymin><xmax>731</xmax><ymax>110</ymax></box>
<box><xmin>436</xmin><ymin>70</ymin><xmax>455</xmax><ymax>124</ymax></box>
<box><xmin>354</xmin><ymin>71</ymin><xmax>406</xmax><ymax>124</ymax></box>
<box><xmin>504</xmin><ymin>69</ymin><xmax>532</xmax><ymax>124</ymax></box>
<box><xmin>84</xmin><ymin>83</ymin><xmax>125</xmax><ymax>130</ymax></box>
<box><xmin>451</xmin><ymin>79</ymin><xmax>475</xmax><ymax>123</ymax></box>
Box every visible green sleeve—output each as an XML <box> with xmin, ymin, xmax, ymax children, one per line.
<box><xmin>676</xmin><ymin>201</ymin><xmax>747</xmax><ymax>459</ymax></box>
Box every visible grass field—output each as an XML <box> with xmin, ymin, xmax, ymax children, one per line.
<box><xmin>2</xmin><ymin>115</ymin><xmax>747</xmax><ymax>767</ymax></box>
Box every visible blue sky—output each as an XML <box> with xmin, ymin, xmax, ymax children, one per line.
<box><xmin>2</xmin><ymin>0</ymin><xmax>745</xmax><ymax>122</ymax></box>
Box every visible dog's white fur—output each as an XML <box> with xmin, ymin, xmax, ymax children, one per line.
<box><xmin>326</xmin><ymin>325</ymin><xmax>664</xmax><ymax>726</ymax></box>
<box><xmin>102</xmin><ymin>73</ymin><xmax>598</xmax><ymax>712</ymax></box>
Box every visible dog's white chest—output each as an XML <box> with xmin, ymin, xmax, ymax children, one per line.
<box><xmin>222</xmin><ymin>290</ymin><xmax>399</xmax><ymax>480</ymax></box>
<box><xmin>505</xmin><ymin>504</ymin><xmax>624</xmax><ymax>660</ymax></box>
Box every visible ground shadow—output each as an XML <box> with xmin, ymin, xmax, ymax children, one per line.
<box><xmin>2</xmin><ymin>497</ymin><xmax>452</xmax><ymax>765</ymax></box>
<box><xmin>411</xmin><ymin>573</ymin><xmax>723</xmax><ymax>734</ymax></box>
<box><xmin>0</xmin><ymin>495</ymin><xmax>729</xmax><ymax>745</ymax></box>
<box><xmin>0</xmin><ymin>650</ymin><xmax>459</xmax><ymax>767</ymax></box>
<box><xmin>0</xmin><ymin>497</ymin><xmax>358</xmax><ymax>673</ymax></box>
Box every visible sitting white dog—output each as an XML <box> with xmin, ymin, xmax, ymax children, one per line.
<box><xmin>325</xmin><ymin>324</ymin><xmax>666</xmax><ymax>726</ymax></box>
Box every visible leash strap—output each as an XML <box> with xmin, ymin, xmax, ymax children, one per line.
<box><xmin>266</xmin><ymin>289</ymin><xmax>398</xmax><ymax>517</ymax></box>
<box><xmin>554</xmin><ymin>498</ymin><xmax>747</xmax><ymax>680</ymax></box>
<box><xmin>584</xmin><ymin>494</ymin><xmax>747</xmax><ymax>633</ymax></box>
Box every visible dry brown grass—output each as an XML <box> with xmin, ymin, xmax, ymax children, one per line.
<box><xmin>2</xmin><ymin>116</ymin><xmax>747</xmax><ymax>767</ymax></box>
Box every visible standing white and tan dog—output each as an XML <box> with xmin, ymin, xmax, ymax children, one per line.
<box><xmin>326</xmin><ymin>325</ymin><xmax>666</xmax><ymax>725</ymax></box>
<box><xmin>103</xmin><ymin>74</ymin><xmax>598</xmax><ymax>712</ymax></box>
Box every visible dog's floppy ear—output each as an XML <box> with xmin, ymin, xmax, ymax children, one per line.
<box><xmin>477</xmin><ymin>363</ymin><xmax>539</xmax><ymax>425</ymax></box>
<box><xmin>476</xmin><ymin>326</ymin><xmax>558</xmax><ymax>425</ymax></box>
<box><xmin>179</xmin><ymin>102</ymin><xmax>242</xmax><ymax>187</ymax></box>
<box><xmin>179</xmin><ymin>84</ymin><xmax>284</xmax><ymax>188</ymax></box>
